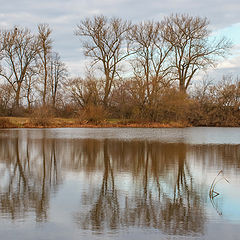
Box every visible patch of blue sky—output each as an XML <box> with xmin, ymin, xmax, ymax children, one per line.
<box><xmin>214</xmin><ymin>23</ymin><xmax>240</xmax><ymax>45</ymax></box>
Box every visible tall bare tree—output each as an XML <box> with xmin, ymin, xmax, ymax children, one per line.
<box><xmin>0</xmin><ymin>27</ymin><xmax>40</xmax><ymax>107</ymax></box>
<box><xmin>75</xmin><ymin>15</ymin><xmax>131</xmax><ymax>107</ymax></box>
<box><xmin>129</xmin><ymin>21</ymin><xmax>173</xmax><ymax>107</ymax></box>
<box><xmin>161</xmin><ymin>14</ymin><xmax>232</xmax><ymax>93</ymax></box>
<box><xmin>37</xmin><ymin>23</ymin><xmax>52</xmax><ymax>106</ymax></box>
<box><xmin>49</xmin><ymin>52</ymin><xmax>68</xmax><ymax>108</ymax></box>
<box><xmin>24</xmin><ymin>66</ymin><xmax>38</xmax><ymax>111</ymax></box>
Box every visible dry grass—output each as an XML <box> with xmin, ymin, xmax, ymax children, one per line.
<box><xmin>76</xmin><ymin>105</ymin><xmax>108</xmax><ymax>124</ymax></box>
<box><xmin>0</xmin><ymin>117</ymin><xmax>191</xmax><ymax>128</ymax></box>
<box><xmin>0</xmin><ymin>118</ymin><xmax>17</xmax><ymax>128</ymax></box>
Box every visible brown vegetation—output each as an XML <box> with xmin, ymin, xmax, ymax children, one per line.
<box><xmin>29</xmin><ymin>107</ymin><xmax>53</xmax><ymax>127</ymax></box>
<box><xmin>0</xmin><ymin>14</ymin><xmax>239</xmax><ymax>127</ymax></box>
<box><xmin>76</xmin><ymin>105</ymin><xmax>108</xmax><ymax>124</ymax></box>
<box><xmin>0</xmin><ymin>116</ymin><xmax>191</xmax><ymax>129</ymax></box>
<box><xmin>0</xmin><ymin>118</ymin><xmax>17</xmax><ymax>128</ymax></box>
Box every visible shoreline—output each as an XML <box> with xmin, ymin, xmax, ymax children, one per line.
<box><xmin>0</xmin><ymin>117</ymin><xmax>189</xmax><ymax>128</ymax></box>
<box><xmin>0</xmin><ymin>117</ymin><xmax>239</xmax><ymax>128</ymax></box>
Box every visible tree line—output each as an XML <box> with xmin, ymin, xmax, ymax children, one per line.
<box><xmin>0</xmin><ymin>14</ymin><xmax>239</xmax><ymax>126</ymax></box>
<box><xmin>0</xmin><ymin>24</ymin><xmax>67</xmax><ymax>112</ymax></box>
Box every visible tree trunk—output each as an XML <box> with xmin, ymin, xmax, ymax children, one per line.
<box><xmin>15</xmin><ymin>82</ymin><xmax>21</xmax><ymax>108</ymax></box>
<box><xmin>43</xmin><ymin>55</ymin><xmax>48</xmax><ymax>106</ymax></box>
<box><xmin>52</xmin><ymin>95</ymin><xmax>56</xmax><ymax>108</ymax></box>
<box><xmin>179</xmin><ymin>81</ymin><xmax>186</xmax><ymax>93</ymax></box>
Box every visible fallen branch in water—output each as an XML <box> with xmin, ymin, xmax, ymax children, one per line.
<box><xmin>209</xmin><ymin>170</ymin><xmax>229</xmax><ymax>199</ymax></box>
<box><xmin>209</xmin><ymin>170</ymin><xmax>229</xmax><ymax>216</ymax></box>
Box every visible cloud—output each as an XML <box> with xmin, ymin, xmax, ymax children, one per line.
<box><xmin>216</xmin><ymin>53</ymin><xmax>240</xmax><ymax>71</ymax></box>
<box><xmin>0</xmin><ymin>0</ymin><xmax>240</xmax><ymax>76</ymax></box>
<box><xmin>214</xmin><ymin>43</ymin><xmax>240</xmax><ymax>70</ymax></box>
<box><xmin>201</xmin><ymin>45</ymin><xmax>240</xmax><ymax>80</ymax></box>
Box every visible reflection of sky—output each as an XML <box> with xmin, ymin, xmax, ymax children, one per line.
<box><xmin>1</xmin><ymin>128</ymin><xmax>239</xmax><ymax>145</ymax></box>
<box><xmin>0</xmin><ymin>128</ymin><xmax>240</xmax><ymax>239</ymax></box>
<box><xmin>189</xmin><ymin>157</ymin><xmax>240</xmax><ymax>222</ymax></box>
<box><xmin>0</xmin><ymin>163</ymin><xmax>13</xmax><ymax>190</ymax></box>
<box><xmin>67</xmin><ymin>164</ymin><xmax>240</xmax><ymax>224</ymax></box>
<box><xmin>213</xmin><ymin>182</ymin><xmax>240</xmax><ymax>222</ymax></box>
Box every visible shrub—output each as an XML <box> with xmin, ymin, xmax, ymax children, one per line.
<box><xmin>30</xmin><ymin>107</ymin><xmax>53</xmax><ymax>127</ymax></box>
<box><xmin>77</xmin><ymin>105</ymin><xmax>108</xmax><ymax>124</ymax></box>
<box><xmin>0</xmin><ymin>118</ymin><xmax>16</xmax><ymax>128</ymax></box>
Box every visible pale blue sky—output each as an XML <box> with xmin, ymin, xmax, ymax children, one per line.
<box><xmin>0</xmin><ymin>0</ymin><xmax>240</xmax><ymax>78</ymax></box>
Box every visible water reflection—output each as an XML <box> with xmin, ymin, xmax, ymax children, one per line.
<box><xmin>0</xmin><ymin>129</ymin><xmax>239</xmax><ymax>238</ymax></box>
<box><xmin>0</xmin><ymin>131</ymin><xmax>61</xmax><ymax>222</ymax></box>
<box><xmin>73</xmin><ymin>141</ymin><xmax>206</xmax><ymax>236</ymax></box>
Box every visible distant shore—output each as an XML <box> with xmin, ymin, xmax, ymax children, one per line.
<box><xmin>0</xmin><ymin>117</ymin><xmax>239</xmax><ymax>129</ymax></box>
<box><xmin>0</xmin><ymin>117</ymin><xmax>192</xmax><ymax>129</ymax></box>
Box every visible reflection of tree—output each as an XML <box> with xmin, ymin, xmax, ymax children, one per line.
<box><xmin>121</xmin><ymin>143</ymin><xmax>161</xmax><ymax>228</ymax></box>
<box><xmin>160</xmin><ymin>144</ymin><xmax>204</xmax><ymax>235</ymax></box>
<box><xmin>74</xmin><ymin>140</ymin><xmax>206</xmax><ymax>235</ymax></box>
<box><xmin>121</xmin><ymin>143</ymin><xmax>205</xmax><ymax>235</ymax></box>
<box><xmin>0</xmin><ymin>132</ymin><xmax>61</xmax><ymax>222</ymax></box>
<box><xmin>75</xmin><ymin>140</ymin><xmax>120</xmax><ymax>231</ymax></box>
<box><xmin>191</xmin><ymin>144</ymin><xmax>240</xmax><ymax>172</ymax></box>
<box><xmin>1</xmin><ymin>132</ymin><xmax>239</xmax><ymax>234</ymax></box>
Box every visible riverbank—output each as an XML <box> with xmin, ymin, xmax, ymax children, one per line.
<box><xmin>0</xmin><ymin>117</ymin><xmax>190</xmax><ymax>128</ymax></box>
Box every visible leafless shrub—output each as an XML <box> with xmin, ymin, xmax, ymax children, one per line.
<box><xmin>76</xmin><ymin>105</ymin><xmax>108</xmax><ymax>124</ymax></box>
<box><xmin>0</xmin><ymin>118</ymin><xmax>16</xmax><ymax>128</ymax></box>
<box><xmin>30</xmin><ymin>107</ymin><xmax>53</xmax><ymax>127</ymax></box>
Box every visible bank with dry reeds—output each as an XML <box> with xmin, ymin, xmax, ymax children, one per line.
<box><xmin>0</xmin><ymin>117</ymin><xmax>192</xmax><ymax>129</ymax></box>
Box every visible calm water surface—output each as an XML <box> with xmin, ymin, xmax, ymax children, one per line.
<box><xmin>0</xmin><ymin>127</ymin><xmax>239</xmax><ymax>240</ymax></box>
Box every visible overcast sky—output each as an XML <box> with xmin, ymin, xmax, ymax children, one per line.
<box><xmin>1</xmin><ymin>0</ymin><xmax>240</xmax><ymax>79</ymax></box>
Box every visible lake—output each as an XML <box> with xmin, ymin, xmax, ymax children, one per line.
<box><xmin>0</xmin><ymin>128</ymin><xmax>239</xmax><ymax>240</ymax></box>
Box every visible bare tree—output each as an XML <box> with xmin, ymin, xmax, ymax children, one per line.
<box><xmin>129</xmin><ymin>21</ymin><xmax>173</xmax><ymax>106</ymax></box>
<box><xmin>49</xmin><ymin>52</ymin><xmax>68</xmax><ymax>108</ymax></box>
<box><xmin>0</xmin><ymin>83</ymin><xmax>14</xmax><ymax>112</ymax></box>
<box><xmin>66</xmin><ymin>76</ymin><xmax>100</xmax><ymax>108</ymax></box>
<box><xmin>0</xmin><ymin>27</ymin><xmax>40</xmax><ymax>107</ymax></box>
<box><xmin>37</xmin><ymin>23</ymin><xmax>52</xmax><ymax>106</ymax></box>
<box><xmin>0</xmin><ymin>29</ymin><xmax>4</xmax><ymax>56</ymax></box>
<box><xmin>75</xmin><ymin>15</ymin><xmax>131</xmax><ymax>107</ymax></box>
<box><xmin>161</xmin><ymin>14</ymin><xmax>232</xmax><ymax>93</ymax></box>
<box><xmin>24</xmin><ymin>66</ymin><xmax>38</xmax><ymax>111</ymax></box>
